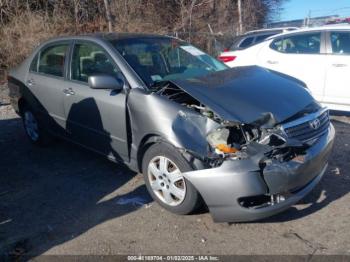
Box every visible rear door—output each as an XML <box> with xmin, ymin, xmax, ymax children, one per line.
<box><xmin>27</xmin><ymin>41</ymin><xmax>71</xmax><ymax>135</ymax></box>
<box><xmin>63</xmin><ymin>40</ymin><xmax>129</xmax><ymax>162</ymax></box>
<box><xmin>324</xmin><ymin>30</ymin><xmax>350</xmax><ymax>111</ymax></box>
<box><xmin>258</xmin><ymin>32</ymin><xmax>327</xmax><ymax>103</ymax></box>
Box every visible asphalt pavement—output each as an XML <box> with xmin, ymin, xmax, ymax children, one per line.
<box><xmin>0</xmin><ymin>85</ymin><xmax>349</xmax><ymax>257</ymax></box>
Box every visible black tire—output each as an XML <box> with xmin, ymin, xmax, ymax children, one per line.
<box><xmin>142</xmin><ymin>142</ymin><xmax>202</xmax><ymax>215</ymax></box>
<box><xmin>21</xmin><ymin>105</ymin><xmax>51</xmax><ymax>146</ymax></box>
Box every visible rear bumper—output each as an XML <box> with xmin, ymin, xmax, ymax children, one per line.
<box><xmin>183</xmin><ymin>124</ymin><xmax>335</xmax><ymax>222</ymax></box>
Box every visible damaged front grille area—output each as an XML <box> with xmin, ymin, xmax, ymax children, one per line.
<box><xmin>282</xmin><ymin>110</ymin><xmax>330</xmax><ymax>143</ymax></box>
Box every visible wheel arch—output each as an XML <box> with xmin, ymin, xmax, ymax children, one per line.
<box><xmin>136</xmin><ymin>134</ymin><xmax>167</xmax><ymax>173</ymax></box>
<box><xmin>18</xmin><ymin>97</ymin><xmax>29</xmax><ymax>116</ymax></box>
<box><xmin>135</xmin><ymin>133</ymin><xmax>207</xmax><ymax>174</ymax></box>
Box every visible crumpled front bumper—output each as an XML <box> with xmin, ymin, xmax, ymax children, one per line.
<box><xmin>182</xmin><ymin>124</ymin><xmax>335</xmax><ymax>222</ymax></box>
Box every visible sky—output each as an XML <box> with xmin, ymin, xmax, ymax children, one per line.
<box><xmin>277</xmin><ymin>0</ymin><xmax>350</xmax><ymax>21</ymax></box>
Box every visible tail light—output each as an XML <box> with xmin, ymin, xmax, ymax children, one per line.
<box><xmin>218</xmin><ymin>55</ymin><xmax>236</xmax><ymax>63</ymax></box>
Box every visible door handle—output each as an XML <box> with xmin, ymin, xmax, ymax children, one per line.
<box><xmin>332</xmin><ymin>63</ymin><xmax>347</xmax><ymax>67</ymax></box>
<box><xmin>63</xmin><ymin>88</ymin><xmax>75</xmax><ymax>95</ymax></box>
<box><xmin>26</xmin><ymin>79</ymin><xmax>35</xmax><ymax>86</ymax></box>
<box><xmin>267</xmin><ymin>60</ymin><xmax>279</xmax><ymax>65</ymax></box>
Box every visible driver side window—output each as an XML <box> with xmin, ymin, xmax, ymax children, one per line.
<box><xmin>71</xmin><ymin>42</ymin><xmax>119</xmax><ymax>83</ymax></box>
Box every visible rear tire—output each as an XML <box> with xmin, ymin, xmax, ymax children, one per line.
<box><xmin>142</xmin><ymin>142</ymin><xmax>202</xmax><ymax>215</ymax></box>
<box><xmin>22</xmin><ymin>106</ymin><xmax>51</xmax><ymax>146</ymax></box>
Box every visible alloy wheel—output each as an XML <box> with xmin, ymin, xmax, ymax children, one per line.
<box><xmin>147</xmin><ymin>156</ymin><xmax>187</xmax><ymax>206</ymax></box>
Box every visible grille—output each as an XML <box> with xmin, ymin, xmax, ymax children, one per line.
<box><xmin>283</xmin><ymin>111</ymin><xmax>330</xmax><ymax>142</ymax></box>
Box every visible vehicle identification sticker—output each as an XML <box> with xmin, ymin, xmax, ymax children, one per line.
<box><xmin>180</xmin><ymin>45</ymin><xmax>205</xmax><ymax>56</ymax></box>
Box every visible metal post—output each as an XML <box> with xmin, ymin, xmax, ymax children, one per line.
<box><xmin>237</xmin><ymin>0</ymin><xmax>243</xmax><ymax>34</ymax></box>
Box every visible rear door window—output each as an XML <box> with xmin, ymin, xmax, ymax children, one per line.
<box><xmin>38</xmin><ymin>43</ymin><xmax>69</xmax><ymax>77</ymax></box>
<box><xmin>330</xmin><ymin>31</ymin><xmax>350</xmax><ymax>54</ymax></box>
<box><xmin>271</xmin><ymin>33</ymin><xmax>321</xmax><ymax>54</ymax></box>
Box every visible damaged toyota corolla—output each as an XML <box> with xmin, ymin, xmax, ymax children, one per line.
<box><xmin>8</xmin><ymin>33</ymin><xmax>334</xmax><ymax>222</ymax></box>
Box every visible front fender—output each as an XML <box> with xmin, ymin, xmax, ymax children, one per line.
<box><xmin>127</xmin><ymin>88</ymin><xmax>219</xmax><ymax>165</ymax></box>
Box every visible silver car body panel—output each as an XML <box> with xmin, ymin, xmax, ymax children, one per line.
<box><xmin>170</xmin><ymin>66</ymin><xmax>315</xmax><ymax>124</ymax></box>
<box><xmin>8</xmin><ymin>33</ymin><xmax>335</xmax><ymax>222</ymax></box>
<box><xmin>127</xmin><ymin>88</ymin><xmax>220</xmax><ymax>156</ymax></box>
<box><xmin>183</xmin><ymin>125</ymin><xmax>334</xmax><ymax>222</ymax></box>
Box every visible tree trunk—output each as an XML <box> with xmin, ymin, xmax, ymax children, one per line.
<box><xmin>74</xmin><ymin>0</ymin><xmax>80</xmax><ymax>32</ymax></box>
<box><xmin>103</xmin><ymin>0</ymin><xmax>113</xmax><ymax>32</ymax></box>
<box><xmin>237</xmin><ymin>0</ymin><xmax>243</xmax><ymax>34</ymax></box>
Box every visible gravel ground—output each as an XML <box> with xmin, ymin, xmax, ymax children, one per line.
<box><xmin>0</xmin><ymin>84</ymin><xmax>349</xmax><ymax>258</ymax></box>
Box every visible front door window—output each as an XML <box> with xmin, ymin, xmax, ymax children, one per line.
<box><xmin>71</xmin><ymin>43</ymin><xmax>119</xmax><ymax>83</ymax></box>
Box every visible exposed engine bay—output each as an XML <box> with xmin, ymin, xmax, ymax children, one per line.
<box><xmin>147</xmin><ymin>79</ymin><xmax>334</xmax><ymax>217</ymax></box>
<box><xmin>129</xmin><ymin>66</ymin><xmax>335</xmax><ymax>222</ymax></box>
<box><xmin>153</xmin><ymin>81</ymin><xmax>317</xmax><ymax>166</ymax></box>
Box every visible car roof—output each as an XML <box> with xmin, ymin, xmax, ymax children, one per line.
<box><xmin>291</xmin><ymin>24</ymin><xmax>350</xmax><ymax>32</ymax></box>
<box><xmin>266</xmin><ymin>25</ymin><xmax>350</xmax><ymax>40</ymax></box>
<box><xmin>230</xmin><ymin>29</ymin><xmax>291</xmax><ymax>49</ymax></box>
<box><xmin>243</xmin><ymin>31</ymin><xmax>280</xmax><ymax>37</ymax></box>
<box><xmin>43</xmin><ymin>32</ymin><xmax>176</xmax><ymax>43</ymax></box>
<box><xmin>241</xmin><ymin>30</ymin><xmax>282</xmax><ymax>38</ymax></box>
<box><xmin>233</xmin><ymin>30</ymin><xmax>280</xmax><ymax>43</ymax></box>
<box><xmin>233</xmin><ymin>27</ymin><xmax>298</xmax><ymax>42</ymax></box>
<box><xmin>244</xmin><ymin>27</ymin><xmax>298</xmax><ymax>35</ymax></box>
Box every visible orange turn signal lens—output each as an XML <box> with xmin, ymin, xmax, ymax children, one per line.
<box><xmin>216</xmin><ymin>144</ymin><xmax>238</xmax><ymax>153</ymax></box>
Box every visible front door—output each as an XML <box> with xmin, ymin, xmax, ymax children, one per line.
<box><xmin>63</xmin><ymin>41</ymin><xmax>129</xmax><ymax>162</ymax></box>
<box><xmin>324</xmin><ymin>31</ymin><xmax>350</xmax><ymax>111</ymax></box>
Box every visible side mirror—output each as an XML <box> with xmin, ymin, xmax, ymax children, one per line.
<box><xmin>88</xmin><ymin>75</ymin><xmax>124</xmax><ymax>90</ymax></box>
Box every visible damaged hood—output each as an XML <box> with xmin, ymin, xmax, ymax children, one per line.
<box><xmin>171</xmin><ymin>66</ymin><xmax>315</xmax><ymax>124</ymax></box>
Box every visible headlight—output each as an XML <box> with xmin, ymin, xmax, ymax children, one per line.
<box><xmin>207</xmin><ymin>126</ymin><xmax>241</xmax><ymax>154</ymax></box>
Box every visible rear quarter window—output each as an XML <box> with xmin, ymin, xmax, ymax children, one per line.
<box><xmin>239</xmin><ymin>37</ymin><xmax>254</xmax><ymax>48</ymax></box>
<box><xmin>255</xmin><ymin>33</ymin><xmax>276</xmax><ymax>43</ymax></box>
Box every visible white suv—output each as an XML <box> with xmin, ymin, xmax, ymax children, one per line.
<box><xmin>219</xmin><ymin>25</ymin><xmax>350</xmax><ymax>112</ymax></box>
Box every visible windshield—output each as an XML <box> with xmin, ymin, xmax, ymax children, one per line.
<box><xmin>110</xmin><ymin>37</ymin><xmax>228</xmax><ymax>87</ymax></box>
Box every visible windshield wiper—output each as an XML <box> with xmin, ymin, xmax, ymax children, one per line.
<box><xmin>149</xmin><ymin>80</ymin><xmax>169</xmax><ymax>91</ymax></box>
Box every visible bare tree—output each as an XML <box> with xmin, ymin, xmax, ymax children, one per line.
<box><xmin>0</xmin><ymin>0</ymin><xmax>287</xmax><ymax>70</ymax></box>
<box><xmin>103</xmin><ymin>0</ymin><xmax>113</xmax><ymax>32</ymax></box>
<box><xmin>73</xmin><ymin>0</ymin><xmax>81</xmax><ymax>31</ymax></box>
<box><xmin>237</xmin><ymin>0</ymin><xmax>243</xmax><ymax>34</ymax></box>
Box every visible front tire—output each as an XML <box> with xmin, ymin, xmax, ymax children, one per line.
<box><xmin>142</xmin><ymin>142</ymin><xmax>202</xmax><ymax>215</ymax></box>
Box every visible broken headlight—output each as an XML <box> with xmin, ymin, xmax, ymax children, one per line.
<box><xmin>207</xmin><ymin>125</ymin><xmax>244</xmax><ymax>155</ymax></box>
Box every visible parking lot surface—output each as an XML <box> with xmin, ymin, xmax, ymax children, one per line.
<box><xmin>0</xmin><ymin>85</ymin><xmax>349</xmax><ymax>257</ymax></box>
